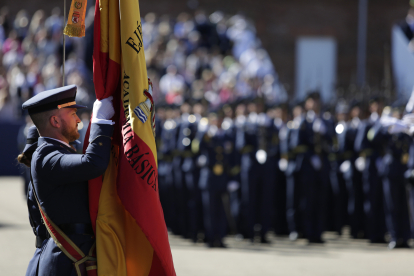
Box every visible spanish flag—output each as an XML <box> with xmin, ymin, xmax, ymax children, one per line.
<box><xmin>84</xmin><ymin>0</ymin><xmax>176</xmax><ymax>275</ymax></box>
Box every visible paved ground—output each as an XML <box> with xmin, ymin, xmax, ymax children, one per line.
<box><xmin>0</xmin><ymin>176</ymin><xmax>413</xmax><ymax>276</ymax></box>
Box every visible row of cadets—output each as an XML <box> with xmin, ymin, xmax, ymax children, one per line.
<box><xmin>156</xmin><ymin>94</ymin><xmax>414</xmax><ymax>249</ymax></box>
<box><xmin>157</xmin><ymin>102</ymin><xmax>207</xmax><ymax>242</ymax></box>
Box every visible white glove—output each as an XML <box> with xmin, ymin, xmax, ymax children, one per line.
<box><xmin>278</xmin><ymin>158</ymin><xmax>288</xmax><ymax>172</ymax></box>
<box><xmin>355</xmin><ymin>157</ymin><xmax>366</xmax><ymax>172</ymax></box>
<box><xmin>388</xmin><ymin>122</ymin><xmax>409</xmax><ymax>134</ymax></box>
<box><xmin>310</xmin><ymin>155</ymin><xmax>322</xmax><ymax>170</ymax></box>
<box><xmin>402</xmin><ymin>113</ymin><xmax>414</xmax><ymax>125</ymax></box>
<box><xmin>227</xmin><ymin>181</ymin><xmax>240</xmax><ymax>193</ymax></box>
<box><xmin>92</xmin><ymin>96</ymin><xmax>115</xmax><ymax>124</ymax></box>
<box><xmin>379</xmin><ymin>116</ymin><xmax>398</xmax><ymax>127</ymax></box>
<box><xmin>339</xmin><ymin>160</ymin><xmax>351</xmax><ymax>174</ymax></box>
<box><xmin>313</xmin><ymin>118</ymin><xmax>326</xmax><ymax>135</ymax></box>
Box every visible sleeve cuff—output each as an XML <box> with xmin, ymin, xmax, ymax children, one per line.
<box><xmin>89</xmin><ymin>123</ymin><xmax>114</xmax><ymax>142</ymax></box>
<box><xmin>91</xmin><ymin>119</ymin><xmax>115</xmax><ymax>125</ymax></box>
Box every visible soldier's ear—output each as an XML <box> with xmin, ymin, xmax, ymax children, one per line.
<box><xmin>49</xmin><ymin>115</ymin><xmax>60</xmax><ymax>128</ymax></box>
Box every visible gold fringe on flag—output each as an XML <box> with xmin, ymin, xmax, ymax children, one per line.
<box><xmin>63</xmin><ymin>0</ymin><xmax>88</xmax><ymax>37</ymax></box>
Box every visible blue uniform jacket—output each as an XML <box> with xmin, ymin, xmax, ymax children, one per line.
<box><xmin>198</xmin><ymin>126</ymin><xmax>230</xmax><ymax>191</ymax></box>
<box><xmin>29</xmin><ymin>123</ymin><xmax>113</xmax><ymax>276</ymax></box>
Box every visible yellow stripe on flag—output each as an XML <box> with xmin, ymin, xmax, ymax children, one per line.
<box><xmin>120</xmin><ymin>0</ymin><xmax>157</xmax><ymax>160</ymax></box>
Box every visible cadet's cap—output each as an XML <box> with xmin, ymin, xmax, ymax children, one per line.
<box><xmin>23</xmin><ymin>125</ymin><xmax>40</xmax><ymax>153</ymax></box>
<box><xmin>289</xmin><ymin>99</ymin><xmax>303</xmax><ymax>110</ymax></box>
<box><xmin>306</xmin><ymin>91</ymin><xmax>321</xmax><ymax>101</ymax></box>
<box><xmin>368</xmin><ymin>95</ymin><xmax>384</xmax><ymax>104</ymax></box>
<box><xmin>349</xmin><ymin>99</ymin><xmax>361</xmax><ymax>109</ymax></box>
<box><xmin>22</xmin><ymin>85</ymin><xmax>86</xmax><ymax>115</ymax></box>
<box><xmin>335</xmin><ymin>99</ymin><xmax>349</xmax><ymax>114</ymax></box>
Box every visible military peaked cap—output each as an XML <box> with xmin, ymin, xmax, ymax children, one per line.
<box><xmin>22</xmin><ymin>85</ymin><xmax>86</xmax><ymax>114</ymax></box>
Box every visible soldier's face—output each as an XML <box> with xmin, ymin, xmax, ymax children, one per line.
<box><xmin>392</xmin><ymin>110</ymin><xmax>402</xmax><ymax>119</ymax></box>
<box><xmin>293</xmin><ymin>106</ymin><xmax>303</xmax><ymax>118</ymax></box>
<box><xmin>59</xmin><ymin>108</ymin><xmax>81</xmax><ymax>142</ymax></box>
<box><xmin>193</xmin><ymin>104</ymin><xmax>204</xmax><ymax>115</ymax></box>
<box><xmin>350</xmin><ymin>107</ymin><xmax>360</xmax><ymax>118</ymax></box>
<box><xmin>235</xmin><ymin>104</ymin><xmax>246</xmax><ymax>116</ymax></box>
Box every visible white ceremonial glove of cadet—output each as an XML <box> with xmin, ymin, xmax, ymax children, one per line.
<box><xmin>312</xmin><ymin>118</ymin><xmax>326</xmax><ymax>135</ymax></box>
<box><xmin>92</xmin><ymin>96</ymin><xmax>115</xmax><ymax>125</ymax></box>
<box><xmin>402</xmin><ymin>113</ymin><xmax>414</xmax><ymax>125</ymax></box>
<box><xmin>388</xmin><ymin>122</ymin><xmax>409</xmax><ymax>134</ymax></box>
<box><xmin>379</xmin><ymin>116</ymin><xmax>398</xmax><ymax>127</ymax></box>
<box><xmin>227</xmin><ymin>181</ymin><xmax>240</xmax><ymax>193</ymax></box>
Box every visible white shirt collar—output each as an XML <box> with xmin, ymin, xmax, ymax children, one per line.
<box><xmin>42</xmin><ymin>137</ymin><xmax>72</xmax><ymax>149</ymax></box>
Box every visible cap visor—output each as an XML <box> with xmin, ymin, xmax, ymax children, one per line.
<box><xmin>64</xmin><ymin>104</ymin><xmax>87</xmax><ymax>109</ymax></box>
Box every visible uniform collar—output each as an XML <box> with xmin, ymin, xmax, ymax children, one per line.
<box><xmin>38</xmin><ymin>137</ymin><xmax>75</xmax><ymax>152</ymax></box>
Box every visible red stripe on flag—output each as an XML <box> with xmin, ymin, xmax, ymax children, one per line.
<box><xmin>118</xmin><ymin>105</ymin><xmax>175</xmax><ymax>276</ymax></box>
<box><xmin>88</xmin><ymin>0</ymin><xmax>122</xmax><ymax>234</ymax></box>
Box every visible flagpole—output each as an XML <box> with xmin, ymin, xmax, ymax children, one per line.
<box><xmin>63</xmin><ymin>0</ymin><xmax>66</xmax><ymax>86</ymax></box>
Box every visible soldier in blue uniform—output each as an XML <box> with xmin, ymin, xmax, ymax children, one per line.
<box><xmin>234</xmin><ymin>102</ymin><xmax>248</xmax><ymax>236</ymax></box>
<box><xmin>221</xmin><ymin>104</ymin><xmax>241</xmax><ymax>236</ymax></box>
<box><xmin>354</xmin><ymin>97</ymin><xmax>387</xmax><ymax>243</ymax></box>
<box><xmin>281</xmin><ymin>101</ymin><xmax>304</xmax><ymax>241</ymax></box>
<box><xmin>189</xmin><ymin>102</ymin><xmax>208</xmax><ymax>242</ymax></box>
<box><xmin>172</xmin><ymin>102</ymin><xmax>193</xmax><ymax>237</ymax></box>
<box><xmin>337</xmin><ymin>101</ymin><xmax>366</xmax><ymax>239</ymax></box>
<box><xmin>321</xmin><ymin>105</ymin><xmax>342</xmax><ymax>234</ymax></box>
<box><xmin>270</xmin><ymin>104</ymin><xmax>289</xmax><ymax>236</ymax></box>
<box><xmin>156</xmin><ymin>104</ymin><xmax>170</xmax><ymax>228</ymax></box>
<box><xmin>198</xmin><ymin>112</ymin><xmax>230</xmax><ymax>247</ymax></box>
<box><xmin>327</xmin><ymin>102</ymin><xmax>348</xmax><ymax>234</ymax></box>
<box><xmin>158</xmin><ymin>106</ymin><xmax>179</xmax><ymax>233</ymax></box>
<box><xmin>177</xmin><ymin>102</ymin><xmax>202</xmax><ymax>241</ymax></box>
<box><xmin>375</xmin><ymin>104</ymin><xmax>411</xmax><ymax>248</ymax></box>
<box><xmin>290</xmin><ymin>92</ymin><xmax>331</xmax><ymax>243</ymax></box>
<box><xmin>22</xmin><ymin>85</ymin><xmax>114</xmax><ymax>276</ymax></box>
<box><xmin>238</xmin><ymin>100</ymin><xmax>277</xmax><ymax>243</ymax></box>
<box><xmin>256</xmin><ymin>102</ymin><xmax>282</xmax><ymax>242</ymax></box>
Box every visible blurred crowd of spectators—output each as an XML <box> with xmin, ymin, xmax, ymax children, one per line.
<box><xmin>0</xmin><ymin>7</ymin><xmax>95</xmax><ymax>122</ymax></box>
<box><xmin>0</xmin><ymin>6</ymin><xmax>287</xmax><ymax>122</ymax></box>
